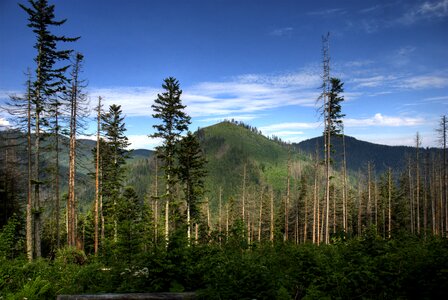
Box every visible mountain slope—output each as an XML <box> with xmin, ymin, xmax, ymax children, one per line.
<box><xmin>295</xmin><ymin>135</ymin><xmax>442</xmax><ymax>174</ymax></box>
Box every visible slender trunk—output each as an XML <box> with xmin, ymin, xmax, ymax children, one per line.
<box><xmin>408</xmin><ymin>159</ymin><xmax>414</xmax><ymax>234</ymax></box>
<box><xmin>342</xmin><ymin>133</ymin><xmax>348</xmax><ymax>233</ymax></box>
<box><xmin>55</xmin><ymin>110</ymin><xmax>61</xmax><ymax>248</ymax></box>
<box><xmin>285</xmin><ymin>152</ymin><xmax>291</xmax><ymax>241</ymax></box>
<box><xmin>304</xmin><ymin>191</ymin><xmax>308</xmax><ymax>242</ymax></box>
<box><xmin>26</xmin><ymin>76</ymin><xmax>33</xmax><ymax>261</ymax></box>
<box><xmin>258</xmin><ymin>189</ymin><xmax>263</xmax><ymax>242</ymax></box>
<box><xmin>187</xmin><ymin>202</ymin><xmax>191</xmax><ymax>246</ymax></box>
<box><xmin>94</xmin><ymin>97</ymin><xmax>101</xmax><ymax>253</ymax></box>
<box><xmin>388</xmin><ymin>168</ymin><xmax>392</xmax><ymax>238</ymax></box>
<box><xmin>34</xmin><ymin>89</ymin><xmax>41</xmax><ymax>258</ymax></box>
<box><xmin>270</xmin><ymin>189</ymin><xmax>274</xmax><ymax>242</ymax></box>
<box><xmin>416</xmin><ymin>133</ymin><xmax>421</xmax><ymax>235</ymax></box>
<box><xmin>219</xmin><ymin>187</ymin><xmax>222</xmax><ymax>245</ymax></box>
<box><xmin>242</xmin><ymin>163</ymin><xmax>246</xmax><ymax>222</ymax></box>
<box><xmin>207</xmin><ymin>199</ymin><xmax>211</xmax><ymax>237</ymax></box>
<box><xmin>367</xmin><ymin>162</ymin><xmax>372</xmax><ymax>226</ymax></box>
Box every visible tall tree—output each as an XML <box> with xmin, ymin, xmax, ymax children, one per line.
<box><xmin>150</xmin><ymin>77</ymin><xmax>191</xmax><ymax>245</ymax></box>
<box><xmin>94</xmin><ymin>96</ymin><xmax>102</xmax><ymax>254</ymax></box>
<box><xmin>436</xmin><ymin>115</ymin><xmax>447</xmax><ymax>236</ymax></box>
<box><xmin>178</xmin><ymin>132</ymin><xmax>207</xmax><ymax>243</ymax></box>
<box><xmin>19</xmin><ymin>0</ymin><xmax>79</xmax><ymax>258</ymax></box>
<box><xmin>65</xmin><ymin>52</ymin><xmax>88</xmax><ymax>248</ymax></box>
<box><xmin>101</xmin><ymin>104</ymin><xmax>130</xmax><ymax>242</ymax></box>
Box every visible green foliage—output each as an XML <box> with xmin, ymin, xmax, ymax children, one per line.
<box><xmin>55</xmin><ymin>246</ymin><xmax>87</xmax><ymax>265</ymax></box>
<box><xmin>0</xmin><ymin>214</ymin><xmax>23</xmax><ymax>260</ymax></box>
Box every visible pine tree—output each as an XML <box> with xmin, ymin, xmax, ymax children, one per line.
<box><xmin>66</xmin><ymin>53</ymin><xmax>88</xmax><ymax>248</ymax></box>
<box><xmin>150</xmin><ymin>77</ymin><xmax>191</xmax><ymax>245</ymax></box>
<box><xmin>100</xmin><ymin>104</ymin><xmax>130</xmax><ymax>242</ymax></box>
<box><xmin>178</xmin><ymin>132</ymin><xmax>207</xmax><ymax>243</ymax></box>
<box><xmin>19</xmin><ymin>0</ymin><xmax>79</xmax><ymax>259</ymax></box>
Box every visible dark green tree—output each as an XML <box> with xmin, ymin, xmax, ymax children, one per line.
<box><xmin>150</xmin><ymin>77</ymin><xmax>191</xmax><ymax>244</ymax></box>
<box><xmin>327</xmin><ymin>78</ymin><xmax>345</xmax><ymax>136</ymax></box>
<box><xmin>116</xmin><ymin>187</ymin><xmax>143</xmax><ymax>264</ymax></box>
<box><xmin>178</xmin><ymin>132</ymin><xmax>207</xmax><ymax>241</ymax></box>
<box><xmin>20</xmin><ymin>0</ymin><xmax>79</xmax><ymax>259</ymax></box>
<box><xmin>101</xmin><ymin>104</ymin><xmax>130</xmax><ymax>242</ymax></box>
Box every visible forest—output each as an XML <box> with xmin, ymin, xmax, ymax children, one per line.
<box><xmin>1</xmin><ymin>0</ymin><xmax>448</xmax><ymax>299</ymax></box>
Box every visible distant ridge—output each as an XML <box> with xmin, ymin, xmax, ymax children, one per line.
<box><xmin>295</xmin><ymin>135</ymin><xmax>442</xmax><ymax>174</ymax></box>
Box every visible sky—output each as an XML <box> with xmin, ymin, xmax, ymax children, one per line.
<box><xmin>0</xmin><ymin>0</ymin><xmax>447</xmax><ymax>149</ymax></box>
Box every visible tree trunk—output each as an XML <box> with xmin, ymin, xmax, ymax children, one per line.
<box><xmin>270</xmin><ymin>189</ymin><xmax>274</xmax><ymax>242</ymax></box>
<box><xmin>26</xmin><ymin>76</ymin><xmax>33</xmax><ymax>261</ymax></box>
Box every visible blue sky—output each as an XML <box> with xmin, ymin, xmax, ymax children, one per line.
<box><xmin>1</xmin><ymin>0</ymin><xmax>447</xmax><ymax>149</ymax></box>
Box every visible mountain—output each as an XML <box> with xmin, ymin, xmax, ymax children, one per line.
<box><xmin>294</xmin><ymin>135</ymin><xmax>442</xmax><ymax>174</ymax></box>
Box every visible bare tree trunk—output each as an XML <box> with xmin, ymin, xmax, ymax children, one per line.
<box><xmin>285</xmin><ymin>152</ymin><xmax>290</xmax><ymax>242</ymax></box>
<box><xmin>34</xmin><ymin>88</ymin><xmax>41</xmax><ymax>258</ymax></box>
<box><xmin>242</xmin><ymin>163</ymin><xmax>246</xmax><ymax>223</ymax></box>
<box><xmin>270</xmin><ymin>189</ymin><xmax>274</xmax><ymax>242</ymax></box>
<box><xmin>367</xmin><ymin>162</ymin><xmax>372</xmax><ymax>227</ymax></box>
<box><xmin>258</xmin><ymin>189</ymin><xmax>263</xmax><ymax>242</ymax></box>
<box><xmin>388</xmin><ymin>168</ymin><xmax>392</xmax><ymax>238</ymax></box>
<box><xmin>26</xmin><ymin>76</ymin><xmax>33</xmax><ymax>261</ymax></box>
<box><xmin>94</xmin><ymin>97</ymin><xmax>101</xmax><ymax>254</ymax></box>
<box><xmin>219</xmin><ymin>187</ymin><xmax>222</xmax><ymax>245</ymax></box>
<box><xmin>416</xmin><ymin>133</ymin><xmax>421</xmax><ymax>235</ymax></box>
<box><xmin>408</xmin><ymin>159</ymin><xmax>414</xmax><ymax>234</ymax></box>
<box><xmin>342</xmin><ymin>133</ymin><xmax>348</xmax><ymax>233</ymax></box>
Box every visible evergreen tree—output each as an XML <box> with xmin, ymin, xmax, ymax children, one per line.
<box><xmin>19</xmin><ymin>0</ymin><xmax>79</xmax><ymax>259</ymax></box>
<box><xmin>150</xmin><ymin>77</ymin><xmax>191</xmax><ymax>244</ymax></box>
<box><xmin>100</xmin><ymin>104</ymin><xmax>130</xmax><ymax>242</ymax></box>
<box><xmin>178</xmin><ymin>132</ymin><xmax>207</xmax><ymax>241</ymax></box>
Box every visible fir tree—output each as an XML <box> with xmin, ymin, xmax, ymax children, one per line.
<box><xmin>19</xmin><ymin>0</ymin><xmax>79</xmax><ymax>260</ymax></box>
<box><xmin>150</xmin><ymin>77</ymin><xmax>191</xmax><ymax>244</ymax></box>
<box><xmin>178</xmin><ymin>132</ymin><xmax>207</xmax><ymax>242</ymax></box>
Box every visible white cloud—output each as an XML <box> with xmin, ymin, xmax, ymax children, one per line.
<box><xmin>351</xmin><ymin>75</ymin><xmax>394</xmax><ymax>88</ymax></box>
<box><xmin>345</xmin><ymin>113</ymin><xmax>425</xmax><ymax>127</ymax></box>
<box><xmin>308</xmin><ymin>8</ymin><xmax>346</xmax><ymax>16</ymax></box>
<box><xmin>0</xmin><ymin>117</ymin><xmax>10</xmax><ymax>128</ymax></box>
<box><xmin>260</xmin><ymin>122</ymin><xmax>319</xmax><ymax>133</ymax></box>
<box><xmin>423</xmin><ymin>95</ymin><xmax>448</xmax><ymax>102</ymax></box>
<box><xmin>399</xmin><ymin>0</ymin><xmax>448</xmax><ymax>24</ymax></box>
<box><xmin>269</xmin><ymin>130</ymin><xmax>305</xmax><ymax>136</ymax></box>
<box><xmin>89</xmin><ymin>86</ymin><xmax>158</xmax><ymax>117</ymax></box>
<box><xmin>88</xmin><ymin>70</ymin><xmax>322</xmax><ymax>121</ymax></box>
<box><xmin>398</xmin><ymin>75</ymin><xmax>448</xmax><ymax>89</ymax></box>
<box><xmin>127</xmin><ymin>135</ymin><xmax>162</xmax><ymax>150</ymax></box>
<box><xmin>269</xmin><ymin>27</ymin><xmax>293</xmax><ymax>37</ymax></box>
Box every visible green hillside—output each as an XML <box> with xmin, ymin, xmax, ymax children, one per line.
<box><xmin>197</xmin><ymin>122</ymin><xmax>305</xmax><ymax>203</ymax></box>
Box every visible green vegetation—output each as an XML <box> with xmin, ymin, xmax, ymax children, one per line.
<box><xmin>1</xmin><ymin>224</ymin><xmax>447</xmax><ymax>299</ymax></box>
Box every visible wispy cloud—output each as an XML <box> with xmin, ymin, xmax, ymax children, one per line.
<box><xmin>399</xmin><ymin>0</ymin><xmax>448</xmax><ymax>25</ymax></box>
<box><xmin>398</xmin><ymin>75</ymin><xmax>448</xmax><ymax>89</ymax></box>
<box><xmin>308</xmin><ymin>8</ymin><xmax>346</xmax><ymax>16</ymax></box>
<box><xmin>345</xmin><ymin>113</ymin><xmax>425</xmax><ymax>127</ymax></box>
<box><xmin>88</xmin><ymin>70</ymin><xmax>322</xmax><ymax>122</ymax></box>
<box><xmin>260</xmin><ymin>122</ymin><xmax>319</xmax><ymax>133</ymax></box>
<box><xmin>269</xmin><ymin>27</ymin><xmax>293</xmax><ymax>37</ymax></box>
<box><xmin>423</xmin><ymin>95</ymin><xmax>448</xmax><ymax>102</ymax></box>
<box><xmin>89</xmin><ymin>86</ymin><xmax>158</xmax><ymax>117</ymax></box>
<box><xmin>351</xmin><ymin>75</ymin><xmax>396</xmax><ymax>88</ymax></box>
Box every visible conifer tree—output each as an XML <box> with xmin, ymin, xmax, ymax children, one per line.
<box><xmin>100</xmin><ymin>104</ymin><xmax>130</xmax><ymax>242</ymax></box>
<box><xmin>20</xmin><ymin>0</ymin><xmax>79</xmax><ymax>258</ymax></box>
<box><xmin>178</xmin><ymin>132</ymin><xmax>207</xmax><ymax>242</ymax></box>
<box><xmin>150</xmin><ymin>77</ymin><xmax>191</xmax><ymax>244</ymax></box>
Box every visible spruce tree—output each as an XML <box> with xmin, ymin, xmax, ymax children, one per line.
<box><xmin>100</xmin><ymin>104</ymin><xmax>130</xmax><ymax>242</ymax></box>
<box><xmin>150</xmin><ymin>77</ymin><xmax>191</xmax><ymax>244</ymax></box>
<box><xmin>20</xmin><ymin>0</ymin><xmax>79</xmax><ymax>259</ymax></box>
<box><xmin>178</xmin><ymin>132</ymin><xmax>207</xmax><ymax>242</ymax></box>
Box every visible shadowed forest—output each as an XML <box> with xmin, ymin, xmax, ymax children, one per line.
<box><xmin>1</xmin><ymin>0</ymin><xmax>447</xmax><ymax>299</ymax></box>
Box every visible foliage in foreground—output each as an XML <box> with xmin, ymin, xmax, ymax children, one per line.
<box><xmin>1</xmin><ymin>229</ymin><xmax>447</xmax><ymax>299</ymax></box>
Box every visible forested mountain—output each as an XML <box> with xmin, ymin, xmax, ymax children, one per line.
<box><xmin>295</xmin><ymin>135</ymin><xmax>443</xmax><ymax>174</ymax></box>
